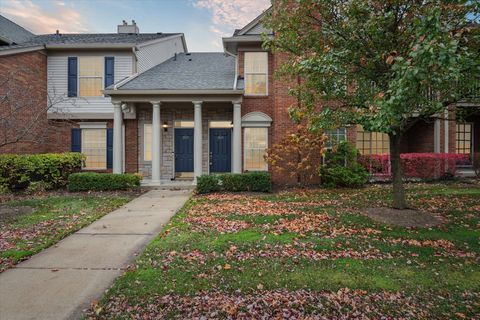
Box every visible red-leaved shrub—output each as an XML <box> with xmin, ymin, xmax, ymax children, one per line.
<box><xmin>359</xmin><ymin>153</ymin><xmax>471</xmax><ymax>179</ymax></box>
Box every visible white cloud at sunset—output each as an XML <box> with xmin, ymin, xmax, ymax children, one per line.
<box><xmin>1</xmin><ymin>0</ymin><xmax>89</xmax><ymax>34</ymax></box>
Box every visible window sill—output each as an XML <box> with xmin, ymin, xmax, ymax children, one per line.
<box><xmin>244</xmin><ymin>95</ymin><xmax>269</xmax><ymax>98</ymax></box>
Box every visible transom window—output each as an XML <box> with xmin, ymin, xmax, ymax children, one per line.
<box><xmin>456</xmin><ymin>123</ymin><xmax>473</xmax><ymax>156</ymax></box>
<box><xmin>244</xmin><ymin>127</ymin><xmax>268</xmax><ymax>171</ymax></box>
<box><xmin>209</xmin><ymin>121</ymin><xmax>232</xmax><ymax>128</ymax></box>
<box><xmin>244</xmin><ymin>52</ymin><xmax>268</xmax><ymax>95</ymax></box>
<box><xmin>174</xmin><ymin>120</ymin><xmax>194</xmax><ymax>128</ymax></box>
<box><xmin>79</xmin><ymin>57</ymin><xmax>103</xmax><ymax>97</ymax></box>
<box><xmin>81</xmin><ymin>129</ymin><xmax>107</xmax><ymax>169</ymax></box>
<box><xmin>356</xmin><ymin>125</ymin><xmax>390</xmax><ymax>155</ymax></box>
<box><xmin>325</xmin><ymin>128</ymin><xmax>346</xmax><ymax>149</ymax></box>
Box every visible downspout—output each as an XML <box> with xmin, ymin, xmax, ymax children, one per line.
<box><xmin>224</xmin><ymin>47</ymin><xmax>238</xmax><ymax>90</ymax></box>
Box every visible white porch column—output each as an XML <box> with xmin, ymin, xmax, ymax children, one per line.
<box><xmin>434</xmin><ymin>119</ymin><xmax>441</xmax><ymax>153</ymax></box>
<box><xmin>151</xmin><ymin>101</ymin><xmax>161</xmax><ymax>184</ymax></box>
<box><xmin>232</xmin><ymin>101</ymin><xmax>242</xmax><ymax>173</ymax></box>
<box><xmin>112</xmin><ymin>102</ymin><xmax>123</xmax><ymax>174</ymax></box>
<box><xmin>444</xmin><ymin>109</ymin><xmax>449</xmax><ymax>153</ymax></box>
<box><xmin>193</xmin><ymin>101</ymin><xmax>203</xmax><ymax>180</ymax></box>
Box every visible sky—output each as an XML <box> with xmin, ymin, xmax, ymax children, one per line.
<box><xmin>0</xmin><ymin>0</ymin><xmax>271</xmax><ymax>51</ymax></box>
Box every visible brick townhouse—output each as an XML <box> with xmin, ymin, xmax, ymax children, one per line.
<box><xmin>0</xmin><ymin>11</ymin><xmax>478</xmax><ymax>185</ymax></box>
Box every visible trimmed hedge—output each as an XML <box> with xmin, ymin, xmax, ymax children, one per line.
<box><xmin>358</xmin><ymin>153</ymin><xmax>467</xmax><ymax>179</ymax></box>
<box><xmin>0</xmin><ymin>153</ymin><xmax>84</xmax><ymax>191</ymax></box>
<box><xmin>196</xmin><ymin>172</ymin><xmax>272</xmax><ymax>194</ymax></box>
<box><xmin>68</xmin><ymin>173</ymin><xmax>141</xmax><ymax>191</ymax></box>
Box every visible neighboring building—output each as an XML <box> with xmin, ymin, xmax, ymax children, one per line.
<box><xmin>0</xmin><ymin>15</ymin><xmax>34</xmax><ymax>45</ymax></box>
<box><xmin>0</xmin><ymin>12</ymin><xmax>478</xmax><ymax>185</ymax></box>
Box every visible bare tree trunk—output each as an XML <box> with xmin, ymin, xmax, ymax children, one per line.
<box><xmin>389</xmin><ymin>133</ymin><xmax>407</xmax><ymax>209</ymax></box>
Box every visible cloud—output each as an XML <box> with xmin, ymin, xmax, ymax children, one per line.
<box><xmin>1</xmin><ymin>0</ymin><xmax>89</xmax><ymax>34</ymax></box>
<box><xmin>193</xmin><ymin>0</ymin><xmax>270</xmax><ymax>35</ymax></box>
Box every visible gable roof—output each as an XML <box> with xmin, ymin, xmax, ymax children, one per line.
<box><xmin>234</xmin><ymin>7</ymin><xmax>272</xmax><ymax>36</ymax></box>
<box><xmin>109</xmin><ymin>52</ymin><xmax>241</xmax><ymax>92</ymax></box>
<box><xmin>0</xmin><ymin>15</ymin><xmax>35</xmax><ymax>45</ymax></box>
<box><xmin>223</xmin><ymin>7</ymin><xmax>273</xmax><ymax>55</ymax></box>
<box><xmin>0</xmin><ymin>31</ymin><xmax>184</xmax><ymax>54</ymax></box>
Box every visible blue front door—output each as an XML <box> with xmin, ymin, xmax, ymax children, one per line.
<box><xmin>175</xmin><ymin>128</ymin><xmax>194</xmax><ymax>173</ymax></box>
<box><xmin>210</xmin><ymin>128</ymin><xmax>232</xmax><ymax>173</ymax></box>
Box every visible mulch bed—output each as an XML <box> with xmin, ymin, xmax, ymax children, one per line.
<box><xmin>363</xmin><ymin>207</ymin><xmax>442</xmax><ymax>227</ymax></box>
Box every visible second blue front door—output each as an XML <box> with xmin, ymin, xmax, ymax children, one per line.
<box><xmin>210</xmin><ymin>128</ymin><xmax>232</xmax><ymax>173</ymax></box>
<box><xmin>175</xmin><ymin>128</ymin><xmax>194</xmax><ymax>173</ymax></box>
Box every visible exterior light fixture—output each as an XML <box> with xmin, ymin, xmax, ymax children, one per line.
<box><xmin>162</xmin><ymin>121</ymin><xmax>168</xmax><ymax>132</ymax></box>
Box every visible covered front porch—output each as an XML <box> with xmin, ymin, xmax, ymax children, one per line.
<box><xmin>111</xmin><ymin>95</ymin><xmax>244</xmax><ymax>186</ymax></box>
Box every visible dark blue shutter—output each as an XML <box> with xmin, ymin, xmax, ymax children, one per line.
<box><xmin>71</xmin><ymin>128</ymin><xmax>81</xmax><ymax>152</ymax></box>
<box><xmin>104</xmin><ymin>57</ymin><xmax>114</xmax><ymax>88</ymax></box>
<box><xmin>67</xmin><ymin>57</ymin><xmax>77</xmax><ymax>97</ymax></box>
<box><xmin>106</xmin><ymin>128</ymin><xmax>113</xmax><ymax>169</ymax></box>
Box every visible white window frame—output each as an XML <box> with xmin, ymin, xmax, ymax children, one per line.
<box><xmin>243</xmin><ymin>127</ymin><xmax>268</xmax><ymax>171</ymax></box>
<box><xmin>78</xmin><ymin>56</ymin><xmax>104</xmax><ymax>98</ymax></box>
<box><xmin>325</xmin><ymin>127</ymin><xmax>347</xmax><ymax>149</ymax></box>
<box><xmin>80</xmin><ymin>128</ymin><xmax>108</xmax><ymax>171</ymax></box>
<box><xmin>244</xmin><ymin>51</ymin><xmax>268</xmax><ymax>96</ymax></box>
<box><xmin>144</xmin><ymin>123</ymin><xmax>152</xmax><ymax>162</ymax></box>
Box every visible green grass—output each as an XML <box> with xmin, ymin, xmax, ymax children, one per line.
<box><xmin>0</xmin><ymin>195</ymin><xmax>133</xmax><ymax>271</ymax></box>
<box><xmin>90</xmin><ymin>182</ymin><xmax>480</xmax><ymax>319</ymax></box>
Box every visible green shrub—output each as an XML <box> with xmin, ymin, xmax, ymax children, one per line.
<box><xmin>26</xmin><ymin>181</ymin><xmax>52</xmax><ymax>194</ymax></box>
<box><xmin>196</xmin><ymin>175</ymin><xmax>221</xmax><ymax>194</ymax></box>
<box><xmin>68</xmin><ymin>173</ymin><xmax>141</xmax><ymax>191</ymax></box>
<box><xmin>321</xmin><ymin>165</ymin><xmax>369</xmax><ymax>188</ymax></box>
<box><xmin>196</xmin><ymin>172</ymin><xmax>272</xmax><ymax>194</ymax></box>
<box><xmin>324</xmin><ymin>141</ymin><xmax>359</xmax><ymax>168</ymax></box>
<box><xmin>0</xmin><ymin>153</ymin><xmax>84</xmax><ymax>191</ymax></box>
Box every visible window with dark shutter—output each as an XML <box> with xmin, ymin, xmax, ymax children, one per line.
<box><xmin>67</xmin><ymin>57</ymin><xmax>78</xmax><ymax>97</ymax></box>
<box><xmin>71</xmin><ymin>128</ymin><xmax>81</xmax><ymax>152</ymax></box>
<box><xmin>104</xmin><ymin>57</ymin><xmax>115</xmax><ymax>89</ymax></box>
<box><xmin>106</xmin><ymin>128</ymin><xmax>113</xmax><ymax>169</ymax></box>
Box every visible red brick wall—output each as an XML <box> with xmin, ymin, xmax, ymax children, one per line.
<box><xmin>0</xmin><ymin>51</ymin><xmax>48</xmax><ymax>154</ymax></box>
<box><xmin>238</xmin><ymin>47</ymin><xmax>304</xmax><ymax>185</ymax></box>
<box><xmin>124</xmin><ymin>119</ymin><xmax>138</xmax><ymax>173</ymax></box>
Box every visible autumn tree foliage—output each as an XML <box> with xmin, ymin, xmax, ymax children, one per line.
<box><xmin>264</xmin><ymin>0</ymin><xmax>479</xmax><ymax>208</ymax></box>
<box><xmin>266</xmin><ymin>125</ymin><xmax>327</xmax><ymax>186</ymax></box>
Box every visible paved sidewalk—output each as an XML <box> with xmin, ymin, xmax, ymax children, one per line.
<box><xmin>0</xmin><ymin>189</ymin><xmax>190</xmax><ymax>320</ymax></box>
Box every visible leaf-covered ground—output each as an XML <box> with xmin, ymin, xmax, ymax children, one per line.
<box><xmin>88</xmin><ymin>182</ymin><xmax>480</xmax><ymax>319</ymax></box>
<box><xmin>0</xmin><ymin>194</ymin><xmax>134</xmax><ymax>272</ymax></box>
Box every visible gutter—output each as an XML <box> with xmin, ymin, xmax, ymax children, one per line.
<box><xmin>0</xmin><ymin>45</ymin><xmax>45</xmax><ymax>56</ymax></box>
<box><xmin>45</xmin><ymin>43</ymin><xmax>135</xmax><ymax>49</ymax></box>
<box><xmin>104</xmin><ymin>89</ymin><xmax>244</xmax><ymax>95</ymax></box>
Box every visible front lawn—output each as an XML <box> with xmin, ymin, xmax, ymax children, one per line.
<box><xmin>0</xmin><ymin>193</ymin><xmax>136</xmax><ymax>272</ymax></box>
<box><xmin>89</xmin><ymin>182</ymin><xmax>479</xmax><ymax>319</ymax></box>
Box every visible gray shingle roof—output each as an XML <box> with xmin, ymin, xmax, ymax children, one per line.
<box><xmin>0</xmin><ymin>15</ymin><xmax>35</xmax><ymax>44</ymax></box>
<box><xmin>117</xmin><ymin>52</ymin><xmax>238</xmax><ymax>91</ymax></box>
<box><xmin>0</xmin><ymin>32</ymin><xmax>181</xmax><ymax>51</ymax></box>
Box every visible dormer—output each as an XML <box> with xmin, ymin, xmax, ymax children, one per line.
<box><xmin>222</xmin><ymin>7</ymin><xmax>273</xmax><ymax>55</ymax></box>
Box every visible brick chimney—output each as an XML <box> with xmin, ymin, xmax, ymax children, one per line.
<box><xmin>117</xmin><ymin>20</ymin><xmax>139</xmax><ymax>34</ymax></box>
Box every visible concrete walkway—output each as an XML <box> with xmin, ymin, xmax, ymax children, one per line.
<box><xmin>0</xmin><ymin>189</ymin><xmax>190</xmax><ymax>320</ymax></box>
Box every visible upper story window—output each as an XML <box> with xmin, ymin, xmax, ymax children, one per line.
<box><xmin>68</xmin><ymin>56</ymin><xmax>114</xmax><ymax>98</ymax></box>
<box><xmin>244</xmin><ymin>52</ymin><xmax>268</xmax><ymax>96</ymax></box>
<box><xmin>79</xmin><ymin>57</ymin><xmax>103</xmax><ymax>97</ymax></box>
